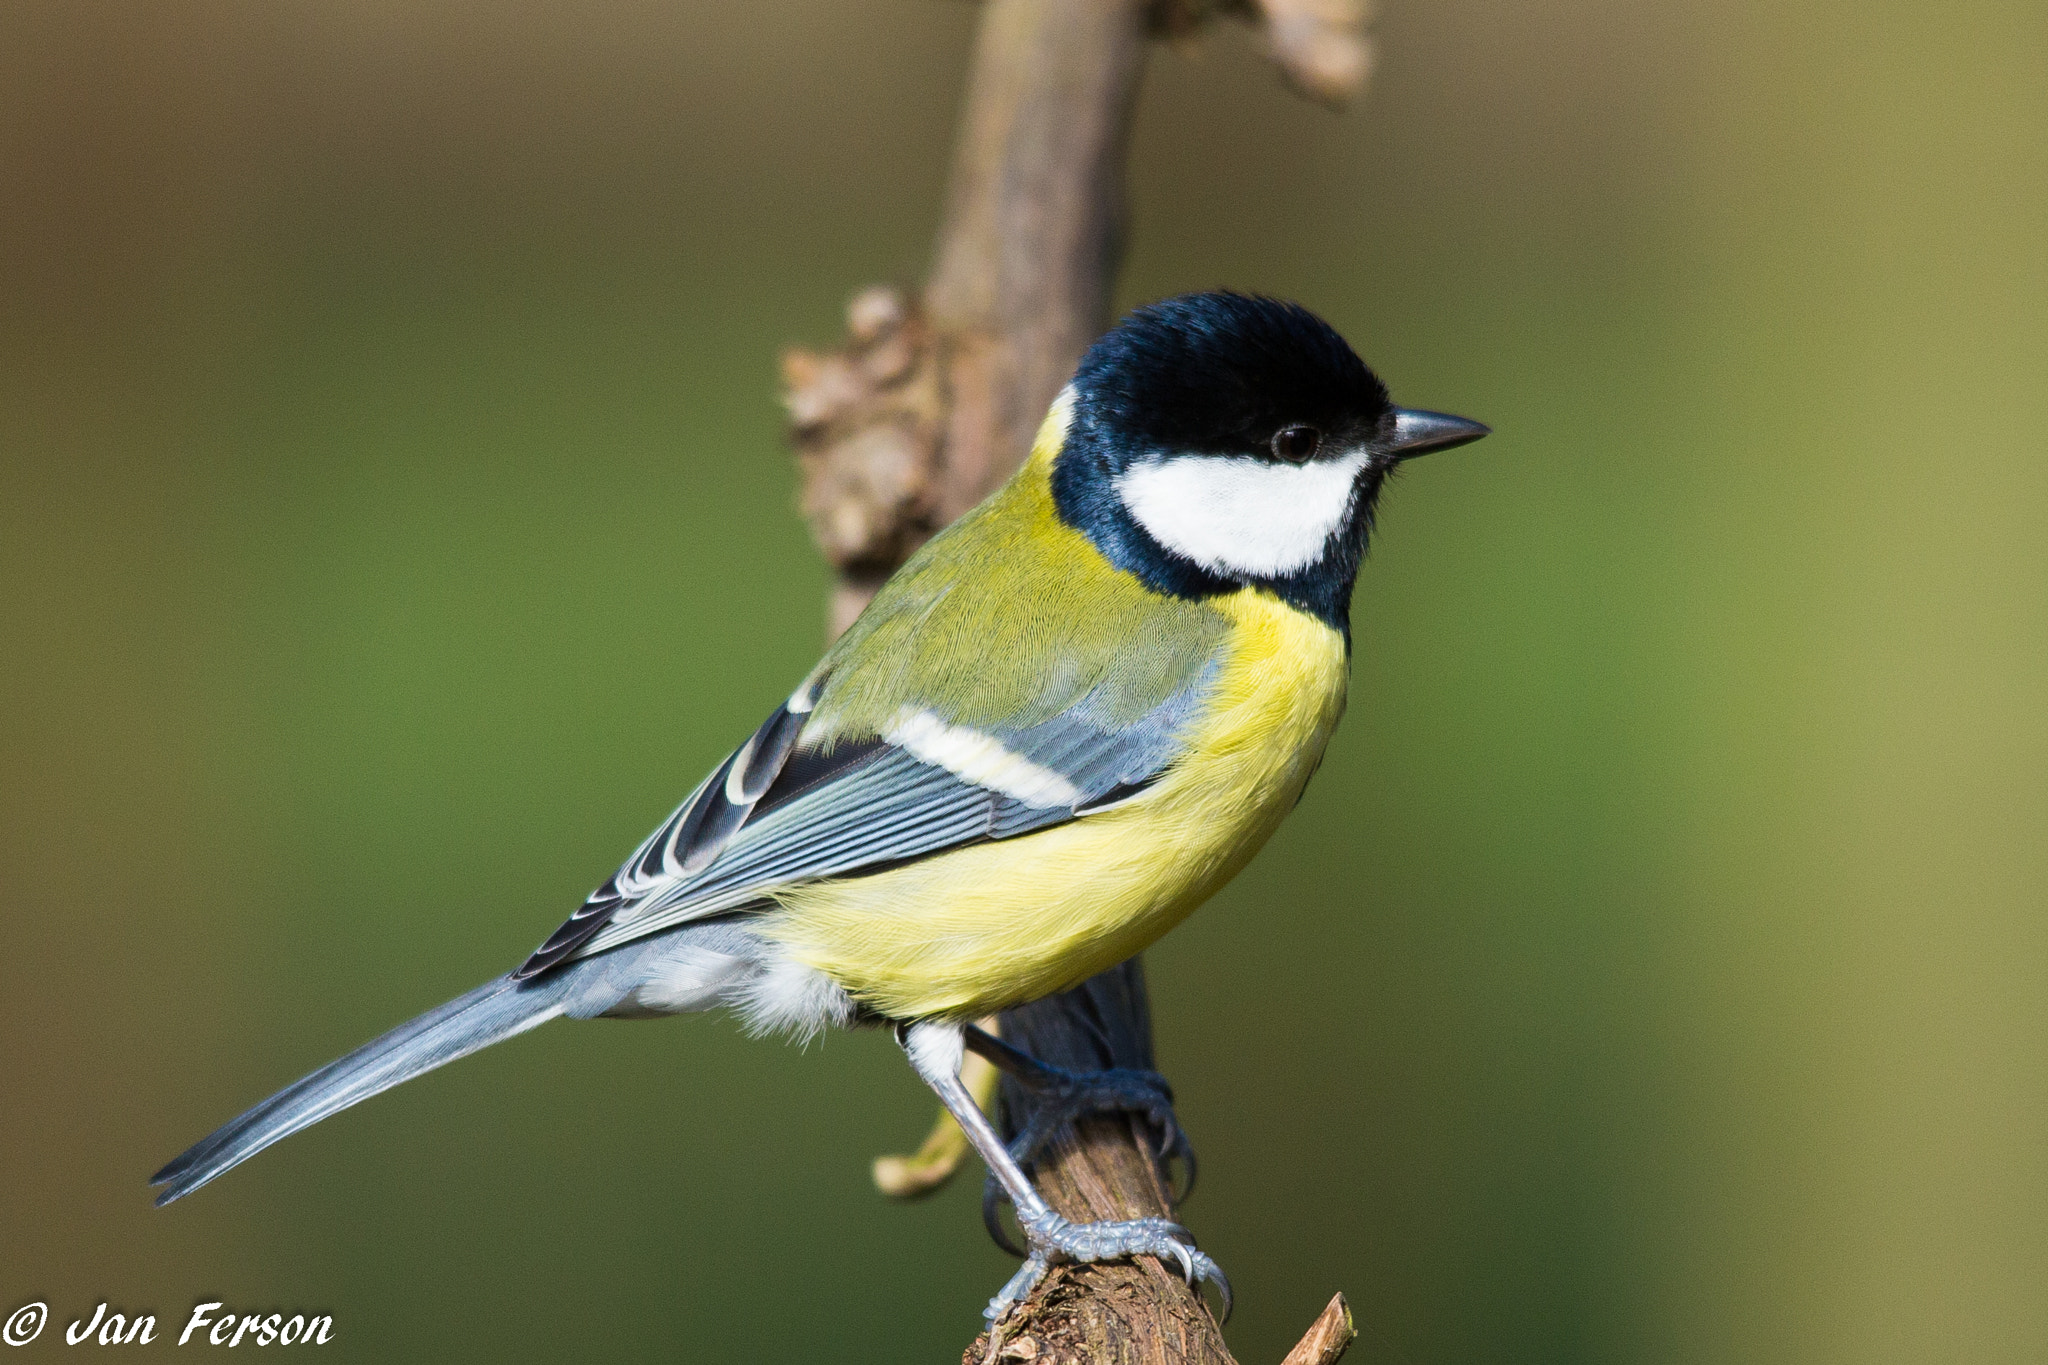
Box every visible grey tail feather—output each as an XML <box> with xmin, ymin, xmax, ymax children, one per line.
<box><xmin>150</xmin><ymin>973</ymin><xmax>569</xmax><ymax>1206</ymax></box>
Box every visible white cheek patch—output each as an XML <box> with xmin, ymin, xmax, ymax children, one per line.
<box><xmin>1113</xmin><ymin>449</ymin><xmax>1371</xmax><ymax>577</ymax></box>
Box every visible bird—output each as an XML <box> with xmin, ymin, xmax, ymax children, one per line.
<box><xmin>150</xmin><ymin>290</ymin><xmax>1488</xmax><ymax>1321</ymax></box>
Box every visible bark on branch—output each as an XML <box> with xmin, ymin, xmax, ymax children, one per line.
<box><xmin>782</xmin><ymin>0</ymin><xmax>1373</xmax><ymax>1358</ymax></box>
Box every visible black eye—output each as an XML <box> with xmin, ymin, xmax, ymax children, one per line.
<box><xmin>1271</xmin><ymin>425</ymin><xmax>1321</xmax><ymax>462</ymax></box>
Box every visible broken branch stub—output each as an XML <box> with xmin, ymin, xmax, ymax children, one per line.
<box><xmin>781</xmin><ymin>286</ymin><xmax>947</xmax><ymax>638</ymax></box>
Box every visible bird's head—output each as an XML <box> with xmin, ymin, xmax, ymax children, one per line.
<box><xmin>1049</xmin><ymin>291</ymin><xmax>1487</xmax><ymax>631</ymax></box>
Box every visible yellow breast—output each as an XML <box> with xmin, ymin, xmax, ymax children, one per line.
<box><xmin>762</xmin><ymin>588</ymin><xmax>1350</xmax><ymax>1020</ymax></box>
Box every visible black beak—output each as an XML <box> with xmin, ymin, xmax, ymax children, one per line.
<box><xmin>1385</xmin><ymin>408</ymin><xmax>1491</xmax><ymax>460</ymax></box>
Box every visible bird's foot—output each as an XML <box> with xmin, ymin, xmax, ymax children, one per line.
<box><xmin>983</xmin><ymin>1209</ymin><xmax>1231</xmax><ymax>1324</ymax></box>
<box><xmin>1000</xmin><ymin>1059</ymin><xmax>1197</xmax><ymax>1193</ymax></box>
<box><xmin>976</xmin><ymin>1055</ymin><xmax>1198</xmax><ymax>1257</ymax></box>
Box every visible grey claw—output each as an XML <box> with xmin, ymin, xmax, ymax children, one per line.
<box><xmin>1171</xmin><ymin>1132</ymin><xmax>1199</xmax><ymax>1203</ymax></box>
<box><xmin>1168</xmin><ymin>1239</ymin><xmax>1195</xmax><ymax>1283</ymax></box>
<box><xmin>1197</xmin><ymin>1252</ymin><xmax>1234</xmax><ymax>1323</ymax></box>
<box><xmin>982</xmin><ymin>1174</ymin><xmax>1025</xmax><ymax>1258</ymax></box>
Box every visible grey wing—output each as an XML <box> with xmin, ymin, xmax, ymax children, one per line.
<box><xmin>513</xmin><ymin>666</ymin><xmax>1215</xmax><ymax>979</ymax></box>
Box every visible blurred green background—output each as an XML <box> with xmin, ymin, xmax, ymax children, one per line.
<box><xmin>4</xmin><ymin>1</ymin><xmax>2045</xmax><ymax>1361</ymax></box>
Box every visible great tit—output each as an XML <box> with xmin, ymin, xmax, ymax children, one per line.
<box><xmin>151</xmin><ymin>291</ymin><xmax>1487</xmax><ymax>1319</ymax></box>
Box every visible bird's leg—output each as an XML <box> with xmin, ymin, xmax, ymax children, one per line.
<box><xmin>962</xmin><ymin>1023</ymin><xmax>1197</xmax><ymax>1199</ymax></box>
<box><xmin>897</xmin><ymin>1020</ymin><xmax>1229</xmax><ymax>1324</ymax></box>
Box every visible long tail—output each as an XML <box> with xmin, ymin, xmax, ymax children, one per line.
<box><xmin>150</xmin><ymin>973</ymin><xmax>569</xmax><ymax>1205</ymax></box>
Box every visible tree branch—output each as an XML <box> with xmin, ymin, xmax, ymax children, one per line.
<box><xmin>782</xmin><ymin>0</ymin><xmax>1374</xmax><ymax>1357</ymax></box>
<box><xmin>922</xmin><ymin>0</ymin><xmax>1146</xmax><ymax>524</ymax></box>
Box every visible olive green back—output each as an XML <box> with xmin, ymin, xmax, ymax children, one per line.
<box><xmin>806</xmin><ymin>452</ymin><xmax>1233</xmax><ymax>742</ymax></box>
